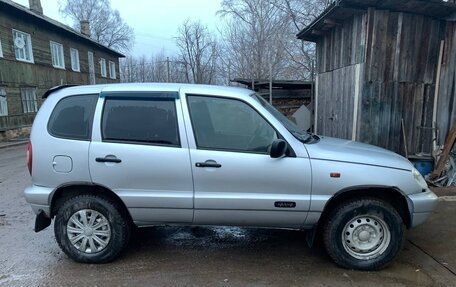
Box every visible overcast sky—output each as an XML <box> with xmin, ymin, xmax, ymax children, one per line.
<box><xmin>13</xmin><ymin>0</ymin><xmax>222</xmax><ymax>56</ymax></box>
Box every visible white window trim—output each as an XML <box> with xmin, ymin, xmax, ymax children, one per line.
<box><xmin>0</xmin><ymin>39</ymin><xmax>3</xmax><ymax>58</ymax></box>
<box><xmin>12</xmin><ymin>29</ymin><xmax>34</xmax><ymax>63</ymax></box>
<box><xmin>50</xmin><ymin>41</ymin><xmax>65</xmax><ymax>69</ymax></box>
<box><xmin>100</xmin><ymin>58</ymin><xmax>107</xmax><ymax>77</ymax></box>
<box><xmin>0</xmin><ymin>88</ymin><xmax>7</xmax><ymax>116</ymax></box>
<box><xmin>70</xmin><ymin>48</ymin><xmax>80</xmax><ymax>72</ymax></box>
<box><xmin>109</xmin><ymin>61</ymin><xmax>116</xmax><ymax>79</ymax></box>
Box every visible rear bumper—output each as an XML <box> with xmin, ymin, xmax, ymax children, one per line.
<box><xmin>23</xmin><ymin>185</ymin><xmax>53</xmax><ymax>216</ymax></box>
<box><xmin>407</xmin><ymin>188</ymin><xmax>438</xmax><ymax>227</ymax></box>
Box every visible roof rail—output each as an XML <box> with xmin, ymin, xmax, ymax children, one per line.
<box><xmin>42</xmin><ymin>85</ymin><xmax>79</xmax><ymax>99</ymax></box>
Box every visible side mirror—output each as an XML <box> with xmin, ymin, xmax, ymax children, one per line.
<box><xmin>270</xmin><ymin>139</ymin><xmax>288</xmax><ymax>158</ymax></box>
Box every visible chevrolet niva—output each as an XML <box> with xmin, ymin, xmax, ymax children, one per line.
<box><xmin>24</xmin><ymin>83</ymin><xmax>438</xmax><ymax>270</ymax></box>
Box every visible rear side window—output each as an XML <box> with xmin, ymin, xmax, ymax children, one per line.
<box><xmin>102</xmin><ymin>98</ymin><xmax>180</xmax><ymax>146</ymax></box>
<box><xmin>48</xmin><ymin>94</ymin><xmax>98</xmax><ymax>140</ymax></box>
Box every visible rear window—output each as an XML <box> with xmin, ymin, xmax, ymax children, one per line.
<box><xmin>48</xmin><ymin>94</ymin><xmax>98</xmax><ymax>140</ymax></box>
<box><xmin>101</xmin><ymin>98</ymin><xmax>180</xmax><ymax>147</ymax></box>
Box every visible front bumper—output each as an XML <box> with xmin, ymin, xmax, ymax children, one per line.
<box><xmin>23</xmin><ymin>185</ymin><xmax>53</xmax><ymax>216</ymax></box>
<box><xmin>407</xmin><ymin>188</ymin><xmax>439</xmax><ymax>227</ymax></box>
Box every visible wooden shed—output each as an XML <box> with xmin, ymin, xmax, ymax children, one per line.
<box><xmin>297</xmin><ymin>0</ymin><xmax>456</xmax><ymax>156</ymax></box>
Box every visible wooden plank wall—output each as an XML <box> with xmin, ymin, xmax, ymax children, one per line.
<box><xmin>359</xmin><ymin>9</ymin><xmax>444</xmax><ymax>155</ymax></box>
<box><xmin>436</xmin><ymin>22</ymin><xmax>456</xmax><ymax>145</ymax></box>
<box><xmin>316</xmin><ymin>63</ymin><xmax>362</xmax><ymax>140</ymax></box>
<box><xmin>315</xmin><ymin>7</ymin><xmax>449</xmax><ymax>155</ymax></box>
<box><xmin>315</xmin><ymin>13</ymin><xmax>367</xmax><ymax>140</ymax></box>
<box><xmin>316</xmin><ymin>13</ymin><xmax>367</xmax><ymax>74</ymax></box>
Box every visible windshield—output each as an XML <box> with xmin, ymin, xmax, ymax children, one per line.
<box><xmin>250</xmin><ymin>94</ymin><xmax>311</xmax><ymax>142</ymax></box>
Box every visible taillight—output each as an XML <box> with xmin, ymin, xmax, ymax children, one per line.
<box><xmin>27</xmin><ymin>141</ymin><xmax>32</xmax><ymax>175</ymax></box>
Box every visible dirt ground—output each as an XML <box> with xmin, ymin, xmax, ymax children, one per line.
<box><xmin>0</xmin><ymin>145</ymin><xmax>455</xmax><ymax>287</ymax></box>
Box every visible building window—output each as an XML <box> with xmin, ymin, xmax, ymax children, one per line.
<box><xmin>0</xmin><ymin>39</ymin><xmax>3</xmax><ymax>58</ymax></box>
<box><xmin>21</xmin><ymin>88</ymin><xmax>38</xmax><ymax>113</ymax></box>
<box><xmin>70</xmin><ymin>48</ymin><xmax>80</xmax><ymax>72</ymax></box>
<box><xmin>50</xmin><ymin>41</ymin><xmax>65</xmax><ymax>69</ymax></box>
<box><xmin>100</xmin><ymin>58</ymin><xmax>107</xmax><ymax>77</ymax></box>
<box><xmin>0</xmin><ymin>88</ymin><xmax>7</xmax><ymax>116</ymax></box>
<box><xmin>12</xmin><ymin>29</ymin><xmax>34</xmax><ymax>63</ymax></box>
<box><xmin>109</xmin><ymin>61</ymin><xmax>116</xmax><ymax>79</ymax></box>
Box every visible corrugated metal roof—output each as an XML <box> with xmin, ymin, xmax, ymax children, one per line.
<box><xmin>0</xmin><ymin>0</ymin><xmax>125</xmax><ymax>57</ymax></box>
<box><xmin>297</xmin><ymin>0</ymin><xmax>456</xmax><ymax>42</ymax></box>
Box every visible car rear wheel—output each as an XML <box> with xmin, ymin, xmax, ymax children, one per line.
<box><xmin>54</xmin><ymin>194</ymin><xmax>130</xmax><ymax>263</ymax></box>
<box><xmin>323</xmin><ymin>198</ymin><xmax>405</xmax><ymax>270</ymax></box>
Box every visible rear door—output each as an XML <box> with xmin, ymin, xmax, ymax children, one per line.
<box><xmin>89</xmin><ymin>91</ymin><xmax>194</xmax><ymax>225</ymax></box>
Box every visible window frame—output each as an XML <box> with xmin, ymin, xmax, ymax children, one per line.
<box><xmin>100</xmin><ymin>95</ymin><xmax>181</xmax><ymax>148</ymax></box>
<box><xmin>0</xmin><ymin>38</ymin><xmax>3</xmax><ymax>58</ymax></box>
<box><xmin>47</xmin><ymin>94</ymin><xmax>98</xmax><ymax>141</ymax></box>
<box><xmin>20</xmin><ymin>88</ymin><xmax>38</xmax><ymax>113</ymax></box>
<box><xmin>50</xmin><ymin>41</ymin><xmax>65</xmax><ymax>69</ymax></box>
<box><xmin>100</xmin><ymin>58</ymin><xmax>107</xmax><ymax>77</ymax></box>
<box><xmin>186</xmin><ymin>94</ymin><xmax>291</xmax><ymax>156</ymax></box>
<box><xmin>70</xmin><ymin>48</ymin><xmax>80</xmax><ymax>72</ymax></box>
<box><xmin>12</xmin><ymin>29</ymin><xmax>34</xmax><ymax>63</ymax></box>
<box><xmin>108</xmin><ymin>61</ymin><xmax>116</xmax><ymax>79</ymax></box>
<box><xmin>0</xmin><ymin>88</ymin><xmax>7</xmax><ymax>116</ymax></box>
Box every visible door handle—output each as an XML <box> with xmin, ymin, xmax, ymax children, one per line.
<box><xmin>96</xmin><ymin>156</ymin><xmax>121</xmax><ymax>163</ymax></box>
<box><xmin>195</xmin><ymin>160</ymin><xmax>221</xmax><ymax>168</ymax></box>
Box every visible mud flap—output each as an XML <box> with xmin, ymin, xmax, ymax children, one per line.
<box><xmin>35</xmin><ymin>210</ymin><xmax>51</xmax><ymax>232</ymax></box>
<box><xmin>306</xmin><ymin>227</ymin><xmax>317</xmax><ymax>248</ymax></box>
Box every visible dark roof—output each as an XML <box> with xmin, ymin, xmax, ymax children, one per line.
<box><xmin>297</xmin><ymin>0</ymin><xmax>456</xmax><ymax>42</ymax></box>
<box><xmin>231</xmin><ymin>78</ymin><xmax>313</xmax><ymax>90</ymax></box>
<box><xmin>0</xmin><ymin>0</ymin><xmax>125</xmax><ymax>57</ymax></box>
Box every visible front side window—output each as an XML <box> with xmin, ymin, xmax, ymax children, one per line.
<box><xmin>251</xmin><ymin>94</ymin><xmax>311</xmax><ymax>142</ymax></box>
<box><xmin>100</xmin><ymin>58</ymin><xmax>107</xmax><ymax>77</ymax></box>
<box><xmin>12</xmin><ymin>29</ymin><xmax>34</xmax><ymax>63</ymax></box>
<box><xmin>0</xmin><ymin>39</ymin><xmax>3</xmax><ymax>58</ymax></box>
<box><xmin>187</xmin><ymin>95</ymin><xmax>277</xmax><ymax>153</ymax></box>
<box><xmin>102</xmin><ymin>97</ymin><xmax>179</xmax><ymax>146</ymax></box>
<box><xmin>0</xmin><ymin>88</ymin><xmax>7</xmax><ymax>116</ymax></box>
<box><xmin>20</xmin><ymin>88</ymin><xmax>37</xmax><ymax>113</ymax></box>
<box><xmin>50</xmin><ymin>41</ymin><xmax>65</xmax><ymax>69</ymax></box>
<box><xmin>109</xmin><ymin>61</ymin><xmax>116</xmax><ymax>79</ymax></box>
<box><xmin>70</xmin><ymin>48</ymin><xmax>80</xmax><ymax>72</ymax></box>
<box><xmin>48</xmin><ymin>95</ymin><xmax>98</xmax><ymax>140</ymax></box>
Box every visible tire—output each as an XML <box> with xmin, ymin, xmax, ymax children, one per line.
<box><xmin>54</xmin><ymin>194</ymin><xmax>131</xmax><ymax>263</ymax></box>
<box><xmin>323</xmin><ymin>198</ymin><xmax>405</xmax><ymax>270</ymax></box>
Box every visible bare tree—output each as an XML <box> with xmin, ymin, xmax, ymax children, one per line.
<box><xmin>120</xmin><ymin>51</ymin><xmax>190</xmax><ymax>84</ymax></box>
<box><xmin>176</xmin><ymin>20</ymin><xmax>218</xmax><ymax>84</ymax></box>
<box><xmin>217</xmin><ymin>0</ymin><xmax>329</xmax><ymax>82</ymax></box>
<box><xmin>60</xmin><ymin>0</ymin><xmax>134</xmax><ymax>53</ymax></box>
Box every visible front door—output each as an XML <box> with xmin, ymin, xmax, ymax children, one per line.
<box><xmin>183</xmin><ymin>94</ymin><xmax>312</xmax><ymax>228</ymax></box>
<box><xmin>89</xmin><ymin>92</ymin><xmax>194</xmax><ymax>224</ymax></box>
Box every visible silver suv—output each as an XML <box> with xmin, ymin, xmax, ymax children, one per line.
<box><xmin>24</xmin><ymin>83</ymin><xmax>437</xmax><ymax>270</ymax></box>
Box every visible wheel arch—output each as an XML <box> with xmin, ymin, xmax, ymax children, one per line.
<box><xmin>318</xmin><ymin>186</ymin><xmax>412</xmax><ymax>229</ymax></box>
<box><xmin>49</xmin><ymin>182</ymin><xmax>133</xmax><ymax>224</ymax></box>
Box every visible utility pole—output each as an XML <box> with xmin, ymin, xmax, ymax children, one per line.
<box><xmin>228</xmin><ymin>59</ymin><xmax>231</xmax><ymax>86</ymax></box>
<box><xmin>269</xmin><ymin>60</ymin><xmax>273</xmax><ymax>104</ymax></box>
<box><xmin>166</xmin><ymin>57</ymin><xmax>171</xmax><ymax>83</ymax></box>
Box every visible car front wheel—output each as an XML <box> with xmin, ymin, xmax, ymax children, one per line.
<box><xmin>323</xmin><ymin>198</ymin><xmax>405</xmax><ymax>270</ymax></box>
